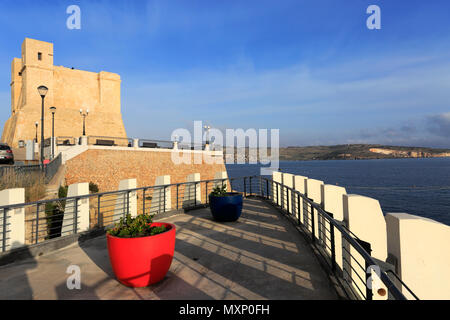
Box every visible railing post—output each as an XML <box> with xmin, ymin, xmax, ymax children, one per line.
<box><xmin>35</xmin><ymin>205</ymin><xmax>39</xmax><ymax>244</ymax></box>
<box><xmin>329</xmin><ymin>212</ymin><xmax>336</xmax><ymax>272</ymax></box>
<box><xmin>3</xmin><ymin>208</ymin><xmax>8</xmax><ymax>251</ymax></box>
<box><xmin>249</xmin><ymin>177</ymin><xmax>252</xmax><ymax>196</ymax></box>
<box><xmin>176</xmin><ymin>184</ymin><xmax>179</xmax><ymax>210</ymax></box>
<box><xmin>163</xmin><ymin>186</ymin><xmax>166</xmax><ymax>213</ymax></box>
<box><xmin>98</xmin><ymin>194</ymin><xmax>103</xmax><ymax>227</ymax></box>
<box><xmin>127</xmin><ymin>191</ymin><xmax>130</xmax><ymax>216</ymax></box>
<box><xmin>205</xmin><ymin>181</ymin><xmax>208</xmax><ymax>204</ymax></box>
<box><xmin>194</xmin><ymin>182</ymin><xmax>197</xmax><ymax>207</ymax></box>
<box><xmin>73</xmin><ymin>198</ymin><xmax>78</xmax><ymax>234</ymax></box>
<box><xmin>357</xmin><ymin>239</ymin><xmax>373</xmax><ymax>301</ymax></box>
<box><xmin>259</xmin><ymin>176</ymin><xmax>263</xmax><ymax>197</ymax></box>
<box><xmin>276</xmin><ymin>183</ymin><xmax>279</xmax><ymax>206</ymax></box>
<box><xmin>297</xmin><ymin>193</ymin><xmax>301</xmax><ymax>225</ymax></box>
<box><xmin>311</xmin><ymin>205</ymin><xmax>315</xmax><ymax>243</ymax></box>
<box><xmin>266</xmin><ymin>179</ymin><xmax>269</xmax><ymax>199</ymax></box>
<box><xmin>286</xmin><ymin>187</ymin><xmax>290</xmax><ymax>214</ymax></box>
<box><xmin>142</xmin><ymin>189</ymin><xmax>146</xmax><ymax>215</ymax></box>
<box><xmin>244</xmin><ymin>178</ymin><xmax>247</xmax><ymax>197</ymax></box>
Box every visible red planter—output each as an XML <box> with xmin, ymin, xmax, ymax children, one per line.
<box><xmin>107</xmin><ymin>222</ymin><xmax>176</xmax><ymax>288</ymax></box>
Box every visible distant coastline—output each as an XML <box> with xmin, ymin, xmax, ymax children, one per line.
<box><xmin>223</xmin><ymin>144</ymin><xmax>450</xmax><ymax>162</ymax></box>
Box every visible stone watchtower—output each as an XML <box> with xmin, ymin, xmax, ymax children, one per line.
<box><xmin>1</xmin><ymin>38</ymin><xmax>127</xmax><ymax>147</ymax></box>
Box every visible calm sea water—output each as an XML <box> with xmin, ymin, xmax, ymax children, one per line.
<box><xmin>226</xmin><ymin>158</ymin><xmax>450</xmax><ymax>226</ymax></box>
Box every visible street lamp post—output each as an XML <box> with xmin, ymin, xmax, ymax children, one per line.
<box><xmin>50</xmin><ymin>106</ymin><xmax>56</xmax><ymax>159</ymax></box>
<box><xmin>34</xmin><ymin>122</ymin><xmax>38</xmax><ymax>142</ymax></box>
<box><xmin>80</xmin><ymin>108</ymin><xmax>89</xmax><ymax>136</ymax></box>
<box><xmin>204</xmin><ymin>125</ymin><xmax>211</xmax><ymax>150</ymax></box>
<box><xmin>37</xmin><ymin>86</ymin><xmax>48</xmax><ymax>166</ymax></box>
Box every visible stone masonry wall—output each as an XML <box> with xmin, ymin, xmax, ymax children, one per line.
<box><xmin>64</xmin><ymin>149</ymin><xmax>227</xmax><ymax>193</ymax></box>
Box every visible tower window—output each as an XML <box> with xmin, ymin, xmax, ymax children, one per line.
<box><xmin>38</xmin><ymin>52</ymin><xmax>42</xmax><ymax>61</ymax></box>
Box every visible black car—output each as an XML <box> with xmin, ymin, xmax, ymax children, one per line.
<box><xmin>0</xmin><ymin>143</ymin><xmax>14</xmax><ymax>164</ymax></box>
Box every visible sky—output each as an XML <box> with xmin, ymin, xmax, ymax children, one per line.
<box><xmin>0</xmin><ymin>0</ymin><xmax>449</xmax><ymax>147</ymax></box>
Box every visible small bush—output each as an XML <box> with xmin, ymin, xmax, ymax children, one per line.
<box><xmin>89</xmin><ymin>182</ymin><xmax>99</xmax><ymax>194</ymax></box>
<box><xmin>209</xmin><ymin>185</ymin><xmax>228</xmax><ymax>197</ymax></box>
<box><xmin>107</xmin><ymin>214</ymin><xmax>167</xmax><ymax>238</ymax></box>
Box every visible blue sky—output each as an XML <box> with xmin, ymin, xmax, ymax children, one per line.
<box><xmin>0</xmin><ymin>0</ymin><xmax>450</xmax><ymax>147</ymax></box>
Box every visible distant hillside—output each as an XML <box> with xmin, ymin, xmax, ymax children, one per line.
<box><xmin>279</xmin><ymin>144</ymin><xmax>450</xmax><ymax>161</ymax></box>
<box><xmin>223</xmin><ymin>144</ymin><xmax>450</xmax><ymax>162</ymax></box>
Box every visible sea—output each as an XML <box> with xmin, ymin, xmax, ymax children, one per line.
<box><xmin>226</xmin><ymin>158</ymin><xmax>450</xmax><ymax>226</ymax></box>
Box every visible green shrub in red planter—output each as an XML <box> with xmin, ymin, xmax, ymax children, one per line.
<box><xmin>209</xmin><ymin>185</ymin><xmax>243</xmax><ymax>222</ymax></box>
<box><xmin>107</xmin><ymin>214</ymin><xmax>176</xmax><ymax>287</ymax></box>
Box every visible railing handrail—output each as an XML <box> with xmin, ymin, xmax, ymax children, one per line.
<box><xmin>0</xmin><ymin>176</ymin><xmax>249</xmax><ymax>211</ymax></box>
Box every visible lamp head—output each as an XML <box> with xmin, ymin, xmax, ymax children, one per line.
<box><xmin>37</xmin><ymin>85</ymin><xmax>48</xmax><ymax>97</ymax></box>
<box><xmin>50</xmin><ymin>106</ymin><xmax>56</xmax><ymax>114</ymax></box>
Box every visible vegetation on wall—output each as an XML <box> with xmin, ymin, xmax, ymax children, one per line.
<box><xmin>0</xmin><ymin>170</ymin><xmax>46</xmax><ymax>202</ymax></box>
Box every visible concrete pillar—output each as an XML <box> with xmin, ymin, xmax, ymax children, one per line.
<box><xmin>0</xmin><ymin>188</ymin><xmax>25</xmax><ymax>250</ymax></box>
<box><xmin>80</xmin><ymin>136</ymin><xmax>88</xmax><ymax>146</ymax></box>
<box><xmin>322</xmin><ymin>184</ymin><xmax>347</xmax><ymax>272</ymax></box>
<box><xmin>132</xmin><ymin>138</ymin><xmax>139</xmax><ymax>148</ymax></box>
<box><xmin>62</xmin><ymin>183</ymin><xmax>90</xmax><ymax>235</ymax></box>
<box><xmin>25</xmin><ymin>140</ymin><xmax>35</xmax><ymax>160</ymax></box>
<box><xmin>294</xmin><ymin>175</ymin><xmax>307</xmax><ymax>222</ymax></box>
<box><xmin>282</xmin><ymin>173</ymin><xmax>294</xmax><ymax>213</ymax></box>
<box><xmin>272</xmin><ymin>171</ymin><xmax>282</xmax><ymax>206</ymax></box>
<box><xmin>173</xmin><ymin>141</ymin><xmax>178</xmax><ymax>150</ymax></box>
<box><xmin>114</xmin><ymin>179</ymin><xmax>137</xmax><ymax>222</ymax></box>
<box><xmin>386</xmin><ymin>213</ymin><xmax>450</xmax><ymax>300</ymax></box>
<box><xmin>214</xmin><ymin>171</ymin><xmax>228</xmax><ymax>190</ymax></box>
<box><xmin>183</xmin><ymin>173</ymin><xmax>201</xmax><ymax>208</ymax></box>
<box><xmin>343</xmin><ymin>194</ymin><xmax>388</xmax><ymax>300</ymax></box>
<box><xmin>150</xmin><ymin>175</ymin><xmax>171</xmax><ymax>214</ymax></box>
<box><xmin>305</xmin><ymin>179</ymin><xmax>323</xmax><ymax>236</ymax></box>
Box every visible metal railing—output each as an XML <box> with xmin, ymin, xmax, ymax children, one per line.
<box><xmin>86</xmin><ymin>135</ymin><xmax>133</xmax><ymax>147</ymax></box>
<box><xmin>261</xmin><ymin>177</ymin><xmax>413</xmax><ymax>300</ymax></box>
<box><xmin>44</xmin><ymin>153</ymin><xmax>62</xmax><ymax>182</ymax></box>
<box><xmin>0</xmin><ymin>164</ymin><xmax>41</xmax><ymax>177</ymax></box>
<box><xmin>52</xmin><ymin>135</ymin><xmax>220</xmax><ymax>151</ymax></box>
<box><xmin>0</xmin><ymin>175</ymin><xmax>412</xmax><ymax>300</ymax></box>
<box><xmin>56</xmin><ymin>136</ymin><xmax>77</xmax><ymax>146</ymax></box>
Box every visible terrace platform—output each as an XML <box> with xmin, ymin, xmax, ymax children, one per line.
<box><xmin>0</xmin><ymin>198</ymin><xmax>337</xmax><ymax>300</ymax></box>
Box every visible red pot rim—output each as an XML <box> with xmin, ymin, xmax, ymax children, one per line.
<box><xmin>106</xmin><ymin>222</ymin><xmax>176</xmax><ymax>240</ymax></box>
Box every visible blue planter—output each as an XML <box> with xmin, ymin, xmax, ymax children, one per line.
<box><xmin>209</xmin><ymin>193</ymin><xmax>243</xmax><ymax>222</ymax></box>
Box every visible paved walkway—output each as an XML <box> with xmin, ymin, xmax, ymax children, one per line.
<box><xmin>0</xmin><ymin>198</ymin><xmax>337</xmax><ymax>300</ymax></box>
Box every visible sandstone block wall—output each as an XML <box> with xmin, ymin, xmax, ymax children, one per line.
<box><xmin>64</xmin><ymin>149</ymin><xmax>227</xmax><ymax>193</ymax></box>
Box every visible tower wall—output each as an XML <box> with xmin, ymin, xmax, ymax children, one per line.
<box><xmin>1</xmin><ymin>38</ymin><xmax>127</xmax><ymax>147</ymax></box>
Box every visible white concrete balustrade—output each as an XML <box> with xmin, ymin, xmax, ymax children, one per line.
<box><xmin>272</xmin><ymin>171</ymin><xmax>283</xmax><ymax>206</ymax></box>
<box><xmin>150</xmin><ymin>175</ymin><xmax>171</xmax><ymax>214</ymax></box>
<box><xmin>114</xmin><ymin>179</ymin><xmax>137</xmax><ymax>222</ymax></box>
<box><xmin>305</xmin><ymin>178</ymin><xmax>323</xmax><ymax>236</ymax></box>
<box><xmin>272</xmin><ymin>170</ymin><xmax>450</xmax><ymax>300</ymax></box>
<box><xmin>321</xmin><ymin>184</ymin><xmax>347</xmax><ymax>272</ymax></box>
<box><xmin>385</xmin><ymin>213</ymin><xmax>450</xmax><ymax>300</ymax></box>
<box><xmin>282</xmin><ymin>173</ymin><xmax>294</xmax><ymax>213</ymax></box>
<box><xmin>62</xmin><ymin>182</ymin><xmax>90</xmax><ymax>235</ymax></box>
<box><xmin>183</xmin><ymin>173</ymin><xmax>202</xmax><ymax>208</ymax></box>
<box><xmin>0</xmin><ymin>188</ymin><xmax>25</xmax><ymax>250</ymax></box>
<box><xmin>294</xmin><ymin>175</ymin><xmax>307</xmax><ymax>222</ymax></box>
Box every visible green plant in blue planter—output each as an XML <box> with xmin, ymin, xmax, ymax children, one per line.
<box><xmin>208</xmin><ymin>185</ymin><xmax>243</xmax><ymax>222</ymax></box>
